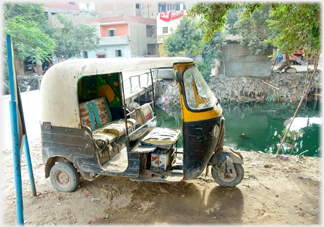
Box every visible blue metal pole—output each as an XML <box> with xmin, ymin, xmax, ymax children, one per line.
<box><xmin>7</xmin><ymin>34</ymin><xmax>24</xmax><ymax>225</ymax></box>
<box><xmin>17</xmin><ymin>87</ymin><xmax>37</xmax><ymax>196</ymax></box>
<box><xmin>10</xmin><ymin>101</ymin><xmax>24</xmax><ymax>225</ymax></box>
<box><xmin>7</xmin><ymin>35</ymin><xmax>16</xmax><ymax>101</ymax></box>
<box><xmin>24</xmin><ymin>130</ymin><xmax>37</xmax><ymax>197</ymax></box>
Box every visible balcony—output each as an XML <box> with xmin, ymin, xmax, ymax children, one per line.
<box><xmin>99</xmin><ymin>36</ymin><xmax>130</xmax><ymax>46</ymax></box>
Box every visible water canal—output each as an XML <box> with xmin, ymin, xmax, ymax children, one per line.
<box><xmin>155</xmin><ymin>101</ymin><xmax>321</xmax><ymax>157</ymax></box>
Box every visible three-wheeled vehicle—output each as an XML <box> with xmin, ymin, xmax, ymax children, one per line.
<box><xmin>40</xmin><ymin>57</ymin><xmax>244</xmax><ymax>192</ymax></box>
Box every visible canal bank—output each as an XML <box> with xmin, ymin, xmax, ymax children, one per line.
<box><xmin>155</xmin><ymin>70</ymin><xmax>321</xmax><ymax>157</ymax></box>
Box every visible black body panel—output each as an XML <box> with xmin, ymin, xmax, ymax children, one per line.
<box><xmin>182</xmin><ymin>117</ymin><xmax>221</xmax><ymax>179</ymax></box>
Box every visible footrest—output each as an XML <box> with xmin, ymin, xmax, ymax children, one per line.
<box><xmin>140</xmin><ymin>127</ymin><xmax>180</xmax><ymax>149</ymax></box>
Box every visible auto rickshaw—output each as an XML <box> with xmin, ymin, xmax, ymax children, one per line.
<box><xmin>40</xmin><ymin>57</ymin><xmax>244</xmax><ymax>192</ymax></box>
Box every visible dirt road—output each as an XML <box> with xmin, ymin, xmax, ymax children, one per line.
<box><xmin>3</xmin><ymin>137</ymin><xmax>321</xmax><ymax>225</ymax></box>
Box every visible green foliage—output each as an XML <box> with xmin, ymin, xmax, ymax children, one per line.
<box><xmin>53</xmin><ymin>15</ymin><xmax>100</xmax><ymax>59</ymax></box>
<box><xmin>195</xmin><ymin>51</ymin><xmax>215</xmax><ymax>83</ymax></box>
<box><xmin>266</xmin><ymin>3</ymin><xmax>321</xmax><ymax>60</ymax></box>
<box><xmin>188</xmin><ymin>3</ymin><xmax>235</xmax><ymax>42</ymax></box>
<box><xmin>235</xmin><ymin>4</ymin><xmax>277</xmax><ymax>55</ymax></box>
<box><xmin>4</xmin><ymin>3</ymin><xmax>56</xmax><ymax>63</ymax></box>
<box><xmin>4</xmin><ymin>16</ymin><xmax>56</xmax><ymax>63</ymax></box>
<box><xmin>3</xmin><ymin>3</ymin><xmax>57</xmax><ymax>94</ymax></box>
<box><xmin>164</xmin><ymin>16</ymin><xmax>223</xmax><ymax>82</ymax></box>
<box><xmin>278</xmin><ymin>128</ymin><xmax>303</xmax><ymax>156</ymax></box>
<box><xmin>225</xmin><ymin>7</ymin><xmax>242</xmax><ymax>35</ymax></box>
<box><xmin>188</xmin><ymin>2</ymin><xmax>321</xmax><ymax>62</ymax></box>
<box><xmin>163</xmin><ymin>16</ymin><xmax>203</xmax><ymax>57</ymax></box>
<box><xmin>203</xmin><ymin>31</ymin><xmax>227</xmax><ymax>61</ymax></box>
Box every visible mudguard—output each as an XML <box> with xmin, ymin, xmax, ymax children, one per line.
<box><xmin>209</xmin><ymin>146</ymin><xmax>243</xmax><ymax>165</ymax></box>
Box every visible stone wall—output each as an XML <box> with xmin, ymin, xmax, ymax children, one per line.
<box><xmin>221</xmin><ymin>42</ymin><xmax>272</xmax><ymax>78</ymax></box>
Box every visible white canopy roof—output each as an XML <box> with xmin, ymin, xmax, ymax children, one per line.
<box><xmin>41</xmin><ymin>57</ymin><xmax>194</xmax><ymax>128</ymax></box>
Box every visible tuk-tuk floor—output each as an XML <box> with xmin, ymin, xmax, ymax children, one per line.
<box><xmin>102</xmin><ymin>147</ymin><xmax>128</xmax><ymax>172</ymax></box>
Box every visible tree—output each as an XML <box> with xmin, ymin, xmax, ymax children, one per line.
<box><xmin>187</xmin><ymin>3</ymin><xmax>235</xmax><ymax>42</ymax></box>
<box><xmin>4</xmin><ymin>3</ymin><xmax>56</xmax><ymax>63</ymax></box>
<box><xmin>188</xmin><ymin>3</ymin><xmax>321</xmax><ymax>157</ymax></box>
<box><xmin>4</xmin><ymin>17</ymin><xmax>56</xmax><ymax>63</ymax></box>
<box><xmin>163</xmin><ymin>16</ymin><xmax>203</xmax><ymax>57</ymax></box>
<box><xmin>234</xmin><ymin>4</ymin><xmax>278</xmax><ymax>55</ymax></box>
<box><xmin>225</xmin><ymin>7</ymin><xmax>242</xmax><ymax>36</ymax></box>
<box><xmin>3</xmin><ymin>3</ymin><xmax>56</xmax><ymax>94</ymax></box>
<box><xmin>53</xmin><ymin>15</ymin><xmax>100</xmax><ymax>59</ymax></box>
<box><xmin>188</xmin><ymin>3</ymin><xmax>320</xmax><ymax>60</ymax></box>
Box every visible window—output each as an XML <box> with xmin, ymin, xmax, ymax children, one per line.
<box><xmin>115</xmin><ymin>50</ymin><xmax>122</xmax><ymax>57</ymax></box>
<box><xmin>69</xmin><ymin>1</ymin><xmax>75</xmax><ymax>5</ymax></box>
<box><xmin>109</xmin><ymin>29</ymin><xmax>115</xmax><ymax>37</ymax></box>
<box><xmin>136</xmin><ymin>3</ymin><xmax>140</xmax><ymax>9</ymax></box>
<box><xmin>83</xmin><ymin>51</ymin><xmax>88</xmax><ymax>58</ymax></box>
<box><xmin>146</xmin><ymin>25</ymin><xmax>156</xmax><ymax>37</ymax></box>
<box><xmin>183</xmin><ymin>67</ymin><xmax>216</xmax><ymax>110</ymax></box>
<box><xmin>97</xmin><ymin>54</ymin><xmax>106</xmax><ymax>58</ymax></box>
<box><xmin>162</xmin><ymin>27</ymin><xmax>168</xmax><ymax>34</ymax></box>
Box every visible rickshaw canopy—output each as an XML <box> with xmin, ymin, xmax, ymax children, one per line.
<box><xmin>40</xmin><ymin>57</ymin><xmax>193</xmax><ymax>128</ymax></box>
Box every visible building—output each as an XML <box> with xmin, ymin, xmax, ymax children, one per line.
<box><xmin>156</xmin><ymin>9</ymin><xmax>186</xmax><ymax>56</ymax></box>
<box><xmin>15</xmin><ymin>1</ymin><xmax>191</xmax><ymax>75</ymax></box>
<box><xmin>86</xmin><ymin>15</ymin><xmax>158</xmax><ymax>58</ymax></box>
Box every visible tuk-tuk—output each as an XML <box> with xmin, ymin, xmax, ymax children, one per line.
<box><xmin>40</xmin><ymin>57</ymin><xmax>244</xmax><ymax>192</ymax></box>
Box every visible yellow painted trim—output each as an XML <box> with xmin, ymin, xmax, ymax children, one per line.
<box><xmin>175</xmin><ymin>63</ymin><xmax>222</xmax><ymax>122</ymax></box>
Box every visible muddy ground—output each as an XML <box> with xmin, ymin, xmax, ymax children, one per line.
<box><xmin>2</xmin><ymin>135</ymin><xmax>321</xmax><ymax>225</ymax></box>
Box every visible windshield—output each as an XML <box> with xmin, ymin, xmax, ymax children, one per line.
<box><xmin>183</xmin><ymin>66</ymin><xmax>217</xmax><ymax>110</ymax></box>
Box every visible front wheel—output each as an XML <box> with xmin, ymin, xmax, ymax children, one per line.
<box><xmin>50</xmin><ymin>162</ymin><xmax>79</xmax><ymax>192</ymax></box>
<box><xmin>211</xmin><ymin>163</ymin><xmax>244</xmax><ymax>187</ymax></box>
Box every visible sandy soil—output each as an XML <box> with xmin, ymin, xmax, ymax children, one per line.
<box><xmin>2</xmin><ymin>136</ymin><xmax>321</xmax><ymax>225</ymax></box>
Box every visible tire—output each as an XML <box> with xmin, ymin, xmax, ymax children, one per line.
<box><xmin>212</xmin><ymin>163</ymin><xmax>244</xmax><ymax>187</ymax></box>
<box><xmin>50</xmin><ymin>162</ymin><xmax>79</xmax><ymax>192</ymax></box>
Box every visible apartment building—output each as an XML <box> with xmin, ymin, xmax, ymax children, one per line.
<box><xmin>157</xmin><ymin>10</ymin><xmax>186</xmax><ymax>56</ymax></box>
<box><xmin>86</xmin><ymin>15</ymin><xmax>158</xmax><ymax>58</ymax></box>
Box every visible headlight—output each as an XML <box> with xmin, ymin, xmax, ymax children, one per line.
<box><xmin>212</xmin><ymin>124</ymin><xmax>220</xmax><ymax>138</ymax></box>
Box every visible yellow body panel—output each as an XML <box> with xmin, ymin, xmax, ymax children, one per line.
<box><xmin>174</xmin><ymin>63</ymin><xmax>222</xmax><ymax>123</ymax></box>
<box><xmin>179</xmin><ymin>89</ymin><xmax>222</xmax><ymax>122</ymax></box>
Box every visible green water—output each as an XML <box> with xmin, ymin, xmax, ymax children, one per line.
<box><xmin>155</xmin><ymin>101</ymin><xmax>321</xmax><ymax>157</ymax></box>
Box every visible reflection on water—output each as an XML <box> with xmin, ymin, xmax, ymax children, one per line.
<box><xmin>155</xmin><ymin>101</ymin><xmax>321</xmax><ymax>157</ymax></box>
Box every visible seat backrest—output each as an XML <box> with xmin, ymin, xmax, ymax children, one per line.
<box><xmin>80</xmin><ymin>97</ymin><xmax>112</xmax><ymax>130</ymax></box>
<box><xmin>135</xmin><ymin>103</ymin><xmax>154</xmax><ymax>125</ymax></box>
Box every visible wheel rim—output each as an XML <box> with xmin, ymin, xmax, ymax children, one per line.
<box><xmin>54</xmin><ymin>170</ymin><xmax>70</xmax><ymax>188</ymax></box>
<box><xmin>217</xmin><ymin>168</ymin><xmax>237</xmax><ymax>183</ymax></box>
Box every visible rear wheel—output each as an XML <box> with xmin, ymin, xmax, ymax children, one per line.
<box><xmin>212</xmin><ymin>163</ymin><xmax>244</xmax><ymax>187</ymax></box>
<box><xmin>50</xmin><ymin>162</ymin><xmax>79</xmax><ymax>192</ymax></box>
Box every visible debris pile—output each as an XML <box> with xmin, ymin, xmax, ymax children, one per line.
<box><xmin>155</xmin><ymin>71</ymin><xmax>321</xmax><ymax>118</ymax></box>
<box><xmin>208</xmin><ymin>72</ymin><xmax>321</xmax><ymax>103</ymax></box>
<box><xmin>17</xmin><ymin>74</ymin><xmax>42</xmax><ymax>92</ymax></box>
